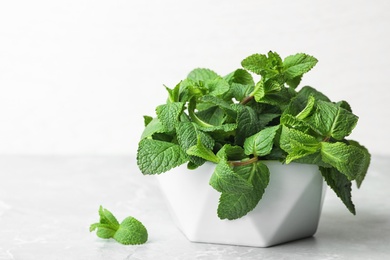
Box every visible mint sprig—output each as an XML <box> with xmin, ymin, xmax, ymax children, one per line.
<box><xmin>137</xmin><ymin>51</ymin><xmax>371</xmax><ymax>219</ymax></box>
<box><xmin>90</xmin><ymin>206</ymin><xmax>148</xmax><ymax>245</ymax></box>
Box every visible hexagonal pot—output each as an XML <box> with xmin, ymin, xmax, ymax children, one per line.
<box><xmin>156</xmin><ymin>161</ymin><xmax>326</xmax><ymax>247</ymax></box>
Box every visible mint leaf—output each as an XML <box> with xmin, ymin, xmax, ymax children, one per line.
<box><xmin>217</xmin><ymin>162</ymin><xmax>270</xmax><ymax>220</ymax></box>
<box><xmin>241</xmin><ymin>53</ymin><xmax>268</xmax><ymax>75</ymax></box>
<box><xmin>216</xmin><ymin>144</ymin><xmax>246</xmax><ymax>161</ymax></box>
<box><xmin>143</xmin><ymin>116</ymin><xmax>153</xmax><ymax>127</ymax></box>
<box><xmin>186</xmin><ymin>135</ymin><xmax>219</xmax><ymax>164</ymax></box>
<box><xmin>176</xmin><ymin>122</ymin><xmax>214</xmax><ymax>166</ymax></box>
<box><xmin>137</xmin><ymin>139</ymin><xmax>188</xmax><ymax>174</ymax></box>
<box><xmin>296</xmin><ymin>95</ymin><xmax>315</xmax><ymax>120</ymax></box>
<box><xmin>113</xmin><ymin>217</ymin><xmax>148</xmax><ymax>245</ymax></box>
<box><xmin>321</xmin><ymin>141</ymin><xmax>370</xmax><ymax>181</ymax></box>
<box><xmin>348</xmin><ymin>140</ymin><xmax>371</xmax><ymax>188</ymax></box>
<box><xmin>283</xmin><ymin>53</ymin><xmax>318</xmax><ymax>79</ymax></box>
<box><xmin>90</xmin><ymin>206</ymin><xmax>148</xmax><ymax>245</ymax></box>
<box><xmin>187</xmin><ymin>68</ymin><xmax>219</xmax><ymax>82</ymax></box>
<box><xmin>224</xmin><ymin>68</ymin><xmax>255</xmax><ymax>86</ymax></box>
<box><xmin>205</xmin><ymin>77</ymin><xmax>230</xmax><ymax>96</ymax></box>
<box><xmin>306</xmin><ymin>100</ymin><xmax>358</xmax><ymax>140</ymax></box>
<box><xmin>244</xmin><ymin>125</ymin><xmax>280</xmax><ymax>156</ymax></box>
<box><xmin>209</xmin><ymin>159</ymin><xmax>253</xmax><ymax>194</ymax></box>
<box><xmin>140</xmin><ymin>117</ymin><xmax>166</xmax><ymax>139</ymax></box>
<box><xmin>320</xmin><ymin>167</ymin><xmax>356</xmax><ymax>215</ymax></box>
<box><xmin>164</xmin><ymin>82</ymin><xmax>181</xmax><ymax>102</ymax></box>
<box><xmin>280</xmin><ymin>126</ymin><xmax>321</xmax><ymax>163</ymax></box>
<box><xmin>234</xmin><ymin>104</ymin><xmax>261</xmax><ymax>145</ymax></box>
<box><xmin>200</xmin><ymin>95</ymin><xmax>237</xmax><ymax>119</ymax></box>
<box><xmin>196</xmin><ymin>106</ymin><xmax>225</xmax><ymax>126</ymax></box>
<box><xmin>156</xmin><ymin>102</ymin><xmax>184</xmax><ymax>132</ymax></box>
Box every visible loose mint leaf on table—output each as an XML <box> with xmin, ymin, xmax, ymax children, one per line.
<box><xmin>321</xmin><ymin>141</ymin><xmax>370</xmax><ymax>182</ymax></box>
<box><xmin>156</xmin><ymin>102</ymin><xmax>184</xmax><ymax>132</ymax></box>
<box><xmin>90</xmin><ymin>206</ymin><xmax>148</xmax><ymax>245</ymax></box>
<box><xmin>113</xmin><ymin>217</ymin><xmax>148</xmax><ymax>245</ymax></box>
<box><xmin>217</xmin><ymin>162</ymin><xmax>270</xmax><ymax>220</ymax></box>
<box><xmin>137</xmin><ymin>139</ymin><xmax>188</xmax><ymax>174</ymax></box>
<box><xmin>320</xmin><ymin>167</ymin><xmax>356</xmax><ymax>215</ymax></box>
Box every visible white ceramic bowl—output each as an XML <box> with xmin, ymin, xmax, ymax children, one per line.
<box><xmin>156</xmin><ymin>161</ymin><xmax>326</xmax><ymax>247</ymax></box>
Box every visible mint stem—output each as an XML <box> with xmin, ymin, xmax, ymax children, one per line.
<box><xmin>229</xmin><ymin>156</ymin><xmax>259</xmax><ymax>167</ymax></box>
<box><xmin>240</xmin><ymin>95</ymin><xmax>254</xmax><ymax>105</ymax></box>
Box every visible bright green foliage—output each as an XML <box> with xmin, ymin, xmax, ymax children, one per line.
<box><xmin>244</xmin><ymin>125</ymin><xmax>280</xmax><ymax>156</ymax></box>
<box><xmin>137</xmin><ymin>139</ymin><xmax>188</xmax><ymax>174</ymax></box>
<box><xmin>321</xmin><ymin>142</ymin><xmax>370</xmax><ymax>182</ymax></box>
<box><xmin>137</xmin><ymin>51</ymin><xmax>371</xmax><ymax>219</ymax></box>
<box><xmin>280</xmin><ymin>126</ymin><xmax>321</xmax><ymax>163</ymax></box>
<box><xmin>282</xmin><ymin>53</ymin><xmax>318</xmax><ymax>80</ymax></box>
<box><xmin>90</xmin><ymin>206</ymin><xmax>148</xmax><ymax>245</ymax></box>
<box><xmin>217</xmin><ymin>163</ymin><xmax>270</xmax><ymax>220</ymax></box>
<box><xmin>156</xmin><ymin>102</ymin><xmax>184</xmax><ymax>132</ymax></box>
<box><xmin>320</xmin><ymin>167</ymin><xmax>356</xmax><ymax>214</ymax></box>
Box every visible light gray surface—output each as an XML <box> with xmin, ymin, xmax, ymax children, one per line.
<box><xmin>0</xmin><ymin>156</ymin><xmax>389</xmax><ymax>260</ymax></box>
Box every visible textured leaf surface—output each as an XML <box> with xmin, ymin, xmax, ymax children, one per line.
<box><xmin>244</xmin><ymin>125</ymin><xmax>280</xmax><ymax>156</ymax></box>
<box><xmin>320</xmin><ymin>167</ymin><xmax>356</xmax><ymax>214</ymax></box>
<box><xmin>280</xmin><ymin>126</ymin><xmax>320</xmax><ymax>163</ymax></box>
<box><xmin>321</xmin><ymin>142</ymin><xmax>370</xmax><ymax>181</ymax></box>
<box><xmin>283</xmin><ymin>53</ymin><xmax>318</xmax><ymax>79</ymax></box>
<box><xmin>176</xmin><ymin>122</ymin><xmax>214</xmax><ymax>166</ymax></box>
<box><xmin>209</xmin><ymin>159</ymin><xmax>253</xmax><ymax>194</ymax></box>
<box><xmin>217</xmin><ymin>163</ymin><xmax>270</xmax><ymax>220</ymax></box>
<box><xmin>156</xmin><ymin>102</ymin><xmax>184</xmax><ymax>132</ymax></box>
<box><xmin>114</xmin><ymin>217</ymin><xmax>148</xmax><ymax>245</ymax></box>
<box><xmin>137</xmin><ymin>139</ymin><xmax>188</xmax><ymax>174</ymax></box>
<box><xmin>306</xmin><ymin>100</ymin><xmax>358</xmax><ymax>140</ymax></box>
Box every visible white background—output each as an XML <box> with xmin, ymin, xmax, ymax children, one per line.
<box><xmin>0</xmin><ymin>0</ymin><xmax>389</xmax><ymax>156</ymax></box>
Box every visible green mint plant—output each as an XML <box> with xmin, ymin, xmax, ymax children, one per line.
<box><xmin>137</xmin><ymin>51</ymin><xmax>371</xmax><ymax>220</ymax></box>
<box><xmin>90</xmin><ymin>206</ymin><xmax>148</xmax><ymax>245</ymax></box>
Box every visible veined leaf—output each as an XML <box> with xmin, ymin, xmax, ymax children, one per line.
<box><xmin>209</xmin><ymin>159</ymin><xmax>253</xmax><ymax>194</ymax></box>
<box><xmin>156</xmin><ymin>102</ymin><xmax>185</xmax><ymax>132</ymax></box>
<box><xmin>320</xmin><ymin>167</ymin><xmax>356</xmax><ymax>215</ymax></box>
<box><xmin>321</xmin><ymin>141</ymin><xmax>370</xmax><ymax>182</ymax></box>
<box><xmin>241</xmin><ymin>53</ymin><xmax>268</xmax><ymax>75</ymax></box>
<box><xmin>176</xmin><ymin>122</ymin><xmax>214</xmax><ymax>166</ymax></box>
<box><xmin>137</xmin><ymin>139</ymin><xmax>188</xmax><ymax>174</ymax></box>
<box><xmin>280</xmin><ymin>126</ymin><xmax>321</xmax><ymax>163</ymax></box>
<box><xmin>234</xmin><ymin>104</ymin><xmax>262</xmax><ymax>145</ymax></box>
<box><xmin>306</xmin><ymin>100</ymin><xmax>358</xmax><ymax>140</ymax></box>
<box><xmin>283</xmin><ymin>53</ymin><xmax>318</xmax><ymax>79</ymax></box>
<box><xmin>187</xmin><ymin>68</ymin><xmax>220</xmax><ymax>82</ymax></box>
<box><xmin>244</xmin><ymin>125</ymin><xmax>280</xmax><ymax>156</ymax></box>
<box><xmin>217</xmin><ymin>162</ymin><xmax>270</xmax><ymax>220</ymax></box>
<box><xmin>187</xmin><ymin>137</ymin><xmax>219</xmax><ymax>164</ymax></box>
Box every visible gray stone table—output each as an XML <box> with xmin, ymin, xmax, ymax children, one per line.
<box><xmin>0</xmin><ymin>155</ymin><xmax>389</xmax><ymax>259</ymax></box>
